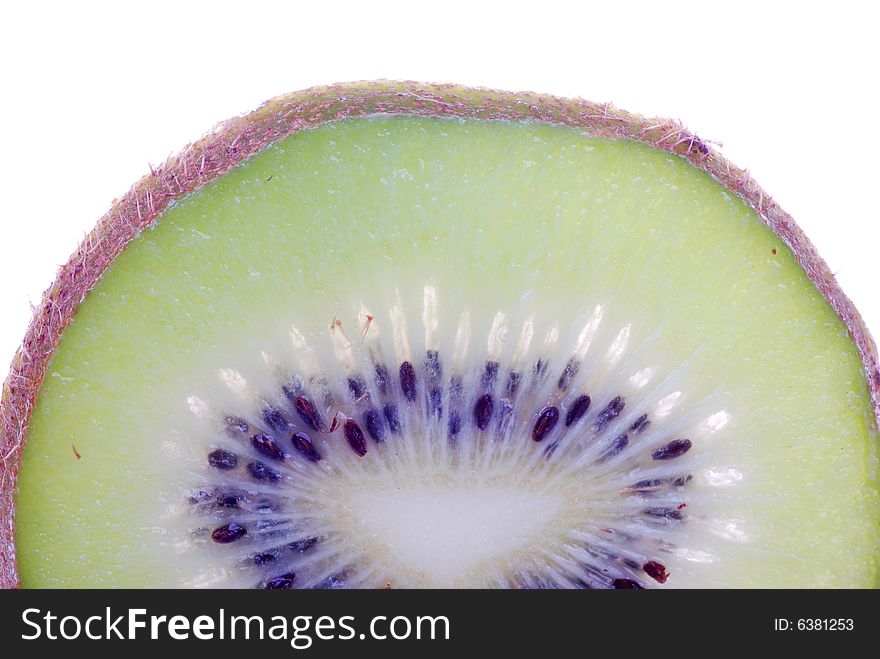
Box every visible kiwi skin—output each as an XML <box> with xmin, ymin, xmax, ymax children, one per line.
<box><xmin>1</xmin><ymin>81</ymin><xmax>878</xmax><ymax>590</ymax></box>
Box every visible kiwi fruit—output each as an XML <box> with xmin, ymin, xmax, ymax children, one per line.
<box><xmin>1</xmin><ymin>81</ymin><xmax>878</xmax><ymax>589</ymax></box>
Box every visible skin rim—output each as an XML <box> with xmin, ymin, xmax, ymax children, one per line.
<box><xmin>1</xmin><ymin>80</ymin><xmax>878</xmax><ymax>589</ymax></box>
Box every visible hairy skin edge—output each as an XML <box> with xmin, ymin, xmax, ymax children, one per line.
<box><xmin>1</xmin><ymin>80</ymin><xmax>878</xmax><ymax>588</ymax></box>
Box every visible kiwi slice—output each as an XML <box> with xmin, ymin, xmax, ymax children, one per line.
<box><xmin>2</xmin><ymin>82</ymin><xmax>878</xmax><ymax>589</ymax></box>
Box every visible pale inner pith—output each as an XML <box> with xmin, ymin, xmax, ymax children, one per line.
<box><xmin>331</xmin><ymin>471</ymin><xmax>566</xmax><ymax>587</ymax></box>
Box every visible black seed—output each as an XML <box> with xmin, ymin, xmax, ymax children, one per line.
<box><xmin>612</xmin><ymin>578</ymin><xmax>643</xmax><ymax>589</ymax></box>
<box><xmin>216</xmin><ymin>493</ymin><xmax>242</xmax><ymax>508</ymax></box>
<box><xmin>601</xmin><ymin>433</ymin><xmax>629</xmax><ymax>461</ymax></box>
<box><xmin>312</xmin><ymin>575</ymin><xmax>346</xmax><ymax>589</ymax></box>
<box><xmin>262</xmin><ymin>408</ymin><xmax>290</xmax><ymax>433</ymax></box>
<box><xmin>344</xmin><ymin>419</ymin><xmax>367</xmax><ymax>456</ymax></box>
<box><xmin>474</xmin><ymin>393</ymin><xmax>494</xmax><ymax>430</ymax></box>
<box><xmin>625</xmin><ymin>475</ymin><xmax>691</xmax><ymax>495</ymax></box>
<box><xmin>533</xmin><ymin>359</ymin><xmax>548</xmax><ymax>381</ymax></box>
<box><xmin>643</xmin><ymin>560</ymin><xmax>669</xmax><ymax>584</ymax></box>
<box><xmin>532</xmin><ymin>406</ymin><xmax>560</xmax><ymax>442</ymax></box>
<box><xmin>291</xmin><ymin>432</ymin><xmax>322</xmax><ymax>462</ymax></box>
<box><xmin>251</xmin><ymin>433</ymin><xmax>284</xmax><ymax>461</ymax></box>
<box><xmin>224</xmin><ymin>416</ymin><xmax>249</xmax><ymax>434</ymax></box>
<box><xmin>424</xmin><ymin>350</ymin><xmax>441</xmax><ymax>379</ymax></box>
<box><xmin>447</xmin><ymin>411</ymin><xmax>462</xmax><ymax>440</ymax></box>
<box><xmin>428</xmin><ymin>387</ymin><xmax>442</xmax><ymax>417</ymax></box>
<box><xmin>565</xmin><ymin>394</ymin><xmax>592</xmax><ymax>427</ymax></box>
<box><xmin>289</xmin><ymin>537</ymin><xmax>319</xmax><ymax>552</ymax></box>
<box><xmin>399</xmin><ymin>361</ymin><xmax>417</xmax><ymax>401</ymax></box>
<box><xmin>211</xmin><ymin>523</ymin><xmax>246</xmax><ymax>544</ymax></box>
<box><xmin>363</xmin><ymin>408</ymin><xmax>385</xmax><ymax>443</ymax></box>
<box><xmin>374</xmin><ymin>363</ymin><xmax>390</xmax><ymax>394</ymax></box>
<box><xmin>294</xmin><ymin>395</ymin><xmax>323</xmax><ymax>431</ymax></box>
<box><xmin>505</xmin><ymin>371</ymin><xmax>521</xmax><ymax>396</ymax></box>
<box><xmin>594</xmin><ymin>396</ymin><xmax>625</xmax><ymax>431</ymax></box>
<box><xmin>558</xmin><ymin>357</ymin><xmax>580</xmax><ymax>390</ymax></box>
<box><xmin>447</xmin><ymin>379</ymin><xmax>463</xmax><ymax>437</ymax></box>
<box><xmin>630</xmin><ymin>414</ymin><xmax>650</xmax><ymax>433</ymax></box>
<box><xmin>482</xmin><ymin>361</ymin><xmax>499</xmax><ymax>386</ymax></box>
<box><xmin>625</xmin><ymin>478</ymin><xmax>664</xmax><ymax>494</ymax></box>
<box><xmin>208</xmin><ymin>448</ymin><xmax>238</xmax><ymax>470</ymax></box>
<box><xmin>253</xmin><ymin>553</ymin><xmax>277</xmax><ymax>566</ymax></box>
<box><xmin>383</xmin><ymin>402</ymin><xmax>401</xmax><ymax>433</ymax></box>
<box><xmin>348</xmin><ymin>376</ymin><xmax>367</xmax><ymax>400</ymax></box>
<box><xmin>652</xmin><ymin>439</ymin><xmax>692</xmax><ymax>460</ymax></box>
<box><xmin>263</xmin><ymin>573</ymin><xmax>296</xmax><ymax>589</ymax></box>
<box><xmin>644</xmin><ymin>507</ymin><xmax>685</xmax><ymax>521</ymax></box>
<box><xmin>247</xmin><ymin>461</ymin><xmax>280</xmax><ymax>482</ymax></box>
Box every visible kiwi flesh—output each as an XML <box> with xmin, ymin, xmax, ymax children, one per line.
<box><xmin>2</xmin><ymin>81</ymin><xmax>879</xmax><ymax>588</ymax></box>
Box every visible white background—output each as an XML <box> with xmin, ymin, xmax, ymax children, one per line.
<box><xmin>1</xmin><ymin>0</ymin><xmax>877</xmax><ymax>372</ymax></box>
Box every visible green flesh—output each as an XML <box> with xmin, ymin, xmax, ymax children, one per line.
<box><xmin>15</xmin><ymin>116</ymin><xmax>879</xmax><ymax>588</ymax></box>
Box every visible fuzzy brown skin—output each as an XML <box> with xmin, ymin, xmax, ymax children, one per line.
<box><xmin>1</xmin><ymin>81</ymin><xmax>878</xmax><ymax>589</ymax></box>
